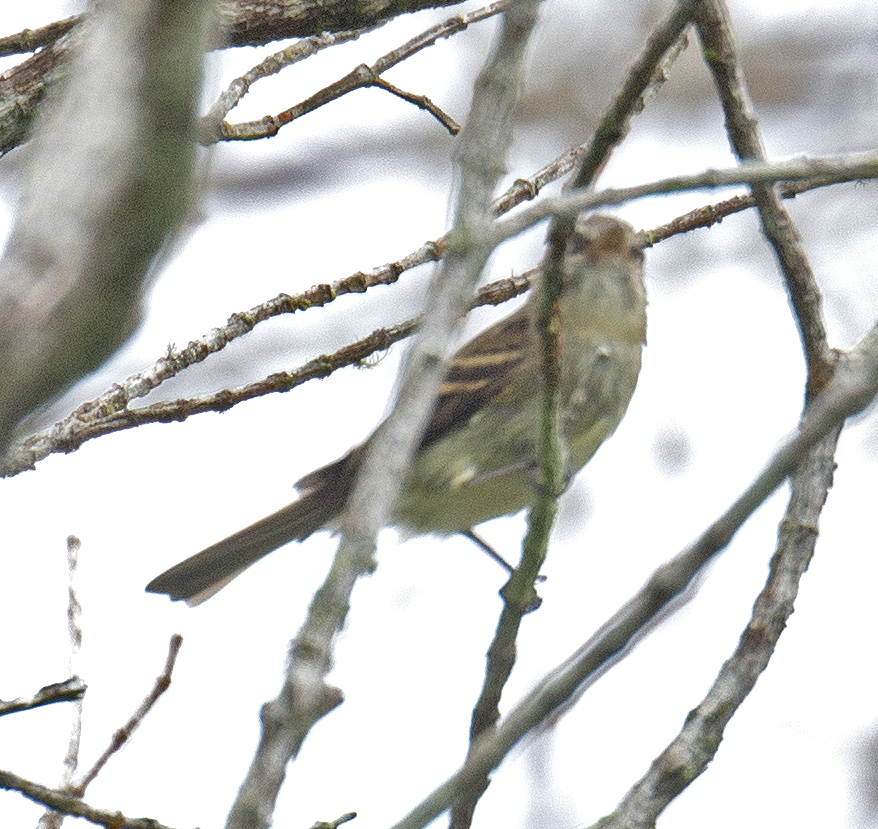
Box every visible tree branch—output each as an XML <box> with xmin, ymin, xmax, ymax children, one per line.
<box><xmin>0</xmin><ymin>767</ymin><xmax>177</xmax><ymax>829</ymax></box>
<box><xmin>694</xmin><ymin>0</ymin><xmax>833</xmax><ymax>394</ymax></box>
<box><xmin>387</xmin><ymin>320</ymin><xmax>878</xmax><ymax>829</ymax></box>
<box><xmin>0</xmin><ymin>678</ymin><xmax>86</xmax><ymax>718</ymax></box>
<box><xmin>224</xmin><ymin>1</ymin><xmax>542</xmax><ymax>826</ymax></box>
<box><xmin>592</xmin><ymin>425</ymin><xmax>841</xmax><ymax>828</ymax></box>
<box><xmin>0</xmin><ymin>0</ymin><xmax>215</xmax><ymax>453</ymax></box>
<box><xmin>206</xmin><ymin>2</ymin><xmax>507</xmax><ymax>142</ymax></box>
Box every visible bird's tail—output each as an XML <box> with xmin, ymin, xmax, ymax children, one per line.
<box><xmin>146</xmin><ymin>449</ymin><xmax>361</xmax><ymax>605</ymax></box>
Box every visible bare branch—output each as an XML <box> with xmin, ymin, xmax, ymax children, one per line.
<box><xmin>694</xmin><ymin>0</ymin><xmax>833</xmax><ymax>394</ymax></box>
<box><xmin>5</xmin><ymin>146</ymin><xmax>867</xmax><ymax>478</ymax></box>
<box><xmin>225</xmin><ymin>2</ymin><xmax>542</xmax><ymax>826</ymax></box>
<box><xmin>310</xmin><ymin>814</ymin><xmax>358</xmax><ymax>829</ymax></box>
<box><xmin>202</xmin><ymin>27</ymin><xmax>379</xmax><ymax>137</ymax></box>
<box><xmin>37</xmin><ymin>536</ymin><xmax>87</xmax><ymax>829</ymax></box>
<box><xmin>210</xmin><ymin>2</ymin><xmax>505</xmax><ymax>142</ymax></box>
<box><xmin>491</xmin><ymin>29</ymin><xmax>690</xmax><ymax>217</ymax></box>
<box><xmin>0</xmin><ymin>767</ymin><xmax>177</xmax><ymax>829</ymax></box>
<box><xmin>593</xmin><ymin>425</ymin><xmax>841</xmax><ymax>828</ymax></box>
<box><xmin>0</xmin><ymin>0</ymin><xmax>215</xmax><ymax>453</ymax></box>
<box><xmin>644</xmin><ymin>177</ymin><xmax>839</xmax><ymax>246</ymax></box>
<box><xmin>387</xmin><ymin>320</ymin><xmax>878</xmax><ymax>829</ymax></box>
<box><xmin>567</xmin><ymin>0</ymin><xmax>697</xmax><ymax>191</ymax></box>
<box><xmin>451</xmin><ymin>2</ymin><xmax>697</xmax><ymax>824</ymax></box>
<box><xmin>0</xmin><ymin>16</ymin><xmax>76</xmax><ymax>57</ymax></box>
<box><xmin>70</xmin><ymin>635</ymin><xmax>183</xmax><ymax>797</ymax></box>
<box><xmin>217</xmin><ymin>0</ymin><xmax>477</xmax><ymax>49</ymax></box>
<box><xmin>494</xmin><ymin>150</ymin><xmax>878</xmax><ymax>246</ymax></box>
<box><xmin>0</xmin><ymin>679</ymin><xmax>86</xmax><ymax>718</ymax></box>
<box><xmin>0</xmin><ymin>1</ymin><xmax>477</xmax><ymax>158</ymax></box>
<box><xmin>0</xmin><ymin>271</ymin><xmax>528</xmax><ymax>476</ymax></box>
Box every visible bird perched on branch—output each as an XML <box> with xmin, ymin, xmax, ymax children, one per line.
<box><xmin>146</xmin><ymin>214</ymin><xmax>647</xmax><ymax>605</ymax></box>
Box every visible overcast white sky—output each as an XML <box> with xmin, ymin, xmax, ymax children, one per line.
<box><xmin>1</xmin><ymin>2</ymin><xmax>878</xmax><ymax>829</ymax></box>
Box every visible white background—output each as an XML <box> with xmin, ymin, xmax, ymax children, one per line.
<box><xmin>1</xmin><ymin>1</ymin><xmax>878</xmax><ymax>828</ymax></box>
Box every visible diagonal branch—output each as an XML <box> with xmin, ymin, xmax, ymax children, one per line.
<box><xmin>224</xmin><ymin>2</ymin><xmax>542</xmax><ymax>827</ymax></box>
<box><xmin>206</xmin><ymin>2</ymin><xmax>507</xmax><ymax>142</ymax></box>
<box><xmin>592</xmin><ymin>425</ymin><xmax>841</xmax><ymax>829</ymax></box>
<box><xmin>694</xmin><ymin>0</ymin><xmax>833</xmax><ymax>394</ymax></box>
<box><xmin>4</xmin><ymin>149</ymin><xmax>872</xmax><ymax>479</ymax></box>
<box><xmin>451</xmin><ymin>3</ymin><xmax>697</xmax><ymax>826</ymax></box>
<box><xmin>493</xmin><ymin>149</ymin><xmax>878</xmax><ymax>246</ymax></box>
<box><xmin>387</xmin><ymin>319</ymin><xmax>878</xmax><ymax>829</ymax></box>
<box><xmin>70</xmin><ymin>635</ymin><xmax>183</xmax><ymax>797</ymax></box>
<box><xmin>0</xmin><ymin>16</ymin><xmax>76</xmax><ymax>57</ymax></box>
<box><xmin>0</xmin><ymin>767</ymin><xmax>177</xmax><ymax>829</ymax></box>
<box><xmin>0</xmin><ymin>678</ymin><xmax>86</xmax><ymax>718</ymax></box>
<box><xmin>0</xmin><ymin>0</ymin><xmax>215</xmax><ymax>454</ymax></box>
<box><xmin>0</xmin><ymin>272</ymin><xmax>529</xmax><ymax>477</ymax></box>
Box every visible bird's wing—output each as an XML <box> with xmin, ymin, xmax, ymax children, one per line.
<box><xmin>418</xmin><ymin>304</ymin><xmax>531</xmax><ymax>449</ymax></box>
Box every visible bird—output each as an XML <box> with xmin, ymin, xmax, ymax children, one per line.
<box><xmin>146</xmin><ymin>214</ymin><xmax>647</xmax><ymax>605</ymax></box>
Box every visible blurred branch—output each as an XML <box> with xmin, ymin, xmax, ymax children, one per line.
<box><xmin>644</xmin><ymin>176</ymin><xmax>840</xmax><ymax>245</ymax></box>
<box><xmin>0</xmin><ymin>767</ymin><xmax>176</xmax><ymax>829</ymax></box>
<box><xmin>593</xmin><ymin>426</ymin><xmax>841</xmax><ymax>829</ymax></box>
<box><xmin>217</xmin><ymin>0</ymin><xmax>475</xmax><ymax>48</ymax></box>
<box><xmin>694</xmin><ymin>0</ymin><xmax>833</xmax><ymax>395</ymax></box>
<box><xmin>387</xmin><ymin>320</ymin><xmax>878</xmax><ymax>829</ymax></box>
<box><xmin>0</xmin><ymin>271</ymin><xmax>529</xmax><ymax>476</ymax></box>
<box><xmin>495</xmin><ymin>149</ymin><xmax>878</xmax><ymax>244</ymax></box>
<box><xmin>0</xmin><ymin>0</ymin><xmax>215</xmax><ymax>454</ymax></box>
<box><xmin>567</xmin><ymin>1</ymin><xmax>696</xmax><ymax>192</ymax></box>
<box><xmin>0</xmin><ymin>17</ymin><xmax>76</xmax><ymax>57</ymax></box>
<box><xmin>0</xmin><ymin>678</ymin><xmax>86</xmax><ymax>718</ymax></box>
<box><xmin>37</xmin><ymin>535</ymin><xmax>86</xmax><ymax>829</ymax></box>
<box><xmin>69</xmin><ymin>635</ymin><xmax>183</xmax><ymax>797</ymax></box>
<box><xmin>492</xmin><ymin>29</ymin><xmax>690</xmax><ymax>217</ymax></box>
<box><xmin>0</xmin><ymin>34</ymin><xmax>70</xmax><ymax>157</ymax></box>
<box><xmin>0</xmin><ymin>0</ymin><xmax>475</xmax><ymax>156</ymax></box>
<box><xmin>310</xmin><ymin>814</ymin><xmax>357</xmax><ymax>829</ymax></box>
<box><xmin>4</xmin><ymin>147</ymin><xmax>867</xmax><ymax>478</ymax></box>
<box><xmin>205</xmin><ymin>2</ymin><xmax>509</xmax><ymax>143</ymax></box>
<box><xmin>451</xmin><ymin>3</ymin><xmax>697</xmax><ymax>826</ymax></box>
<box><xmin>224</xmin><ymin>2</ymin><xmax>541</xmax><ymax>827</ymax></box>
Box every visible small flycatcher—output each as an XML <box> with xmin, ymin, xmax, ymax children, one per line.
<box><xmin>147</xmin><ymin>214</ymin><xmax>647</xmax><ymax>605</ymax></box>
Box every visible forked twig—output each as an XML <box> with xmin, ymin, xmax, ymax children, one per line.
<box><xmin>208</xmin><ymin>2</ymin><xmax>507</xmax><ymax>142</ymax></box>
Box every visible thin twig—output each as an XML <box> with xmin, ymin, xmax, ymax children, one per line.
<box><xmin>0</xmin><ymin>767</ymin><xmax>176</xmax><ymax>829</ymax></box>
<box><xmin>1</xmin><ymin>273</ymin><xmax>530</xmax><ymax>476</ymax></box>
<box><xmin>6</xmin><ymin>150</ymin><xmax>870</xmax><ymax>479</ymax></box>
<box><xmin>309</xmin><ymin>813</ymin><xmax>357</xmax><ymax>829</ymax></box>
<box><xmin>386</xmin><ymin>320</ymin><xmax>878</xmax><ymax>829</ymax></box>
<box><xmin>451</xmin><ymin>6</ymin><xmax>698</xmax><ymax>827</ymax></box>
<box><xmin>0</xmin><ymin>1</ymin><xmax>479</xmax><ymax>157</ymax></box>
<box><xmin>643</xmin><ymin>177</ymin><xmax>840</xmax><ymax>246</ymax></box>
<box><xmin>0</xmin><ymin>242</ymin><xmax>450</xmax><ymax>478</ymax></box>
<box><xmin>201</xmin><ymin>26</ymin><xmax>378</xmax><ymax>140</ymax></box>
<box><xmin>62</xmin><ymin>535</ymin><xmax>84</xmax><ymax>783</ymax></box>
<box><xmin>694</xmin><ymin>0</ymin><xmax>833</xmax><ymax>395</ymax></box>
<box><xmin>0</xmin><ymin>16</ymin><xmax>77</xmax><ymax>57</ymax></box>
<box><xmin>493</xmin><ymin>149</ymin><xmax>878</xmax><ymax>248</ymax></box>
<box><xmin>0</xmin><ymin>679</ymin><xmax>86</xmax><ymax>718</ymax></box>
<box><xmin>224</xmin><ymin>2</ymin><xmax>541</xmax><ymax>827</ymax></box>
<box><xmin>592</xmin><ymin>426</ymin><xmax>841</xmax><ymax>828</ymax></box>
<box><xmin>491</xmin><ymin>31</ymin><xmax>690</xmax><ymax>217</ymax></box>
<box><xmin>211</xmin><ymin>2</ymin><xmax>507</xmax><ymax>142</ymax></box>
<box><xmin>568</xmin><ymin>0</ymin><xmax>698</xmax><ymax>192</ymax></box>
<box><xmin>37</xmin><ymin>536</ymin><xmax>87</xmax><ymax>829</ymax></box>
<box><xmin>69</xmin><ymin>635</ymin><xmax>183</xmax><ymax>796</ymax></box>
